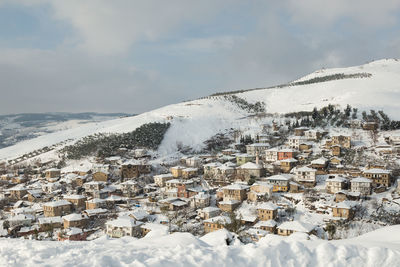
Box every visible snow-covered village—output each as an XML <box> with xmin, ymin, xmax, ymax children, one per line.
<box><xmin>2</xmin><ymin>1</ymin><xmax>400</xmax><ymax>266</ymax></box>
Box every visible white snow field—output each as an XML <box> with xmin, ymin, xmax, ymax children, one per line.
<box><xmin>0</xmin><ymin>226</ymin><xmax>400</xmax><ymax>266</ymax></box>
<box><xmin>1</xmin><ymin>59</ymin><xmax>400</xmax><ymax>161</ymax></box>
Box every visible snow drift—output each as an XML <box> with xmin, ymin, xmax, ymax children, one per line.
<box><xmin>1</xmin><ymin>226</ymin><xmax>400</xmax><ymax>266</ymax></box>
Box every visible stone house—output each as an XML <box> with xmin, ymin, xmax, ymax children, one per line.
<box><xmin>235</xmin><ymin>162</ymin><xmax>263</xmax><ymax>182</ymax></box>
<box><xmin>170</xmin><ymin>166</ymin><xmax>186</xmax><ymax>178</ymax></box>
<box><xmin>197</xmin><ymin>207</ymin><xmax>221</xmax><ymax>220</ymax></box>
<box><xmin>246</xmin><ymin>143</ymin><xmax>270</xmax><ymax>156</ymax></box>
<box><xmin>332</xmin><ymin>135</ymin><xmax>351</xmax><ymax>148</ymax></box>
<box><xmin>203</xmin><ymin>215</ymin><xmax>231</xmax><ymax>233</ymax></box>
<box><xmin>38</xmin><ymin>216</ymin><xmax>63</xmax><ymax>231</ymax></box>
<box><xmin>222</xmin><ymin>183</ymin><xmax>249</xmax><ymax>202</ymax></box>
<box><xmin>86</xmin><ymin>198</ymin><xmax>107</xmax><ymax>210</ymax></box>
<box><xmin>331</xmin><ymin>145</ymin><xmax>341</xmax><ymax>156</ymax></box>
<box><xmin>254</xmin><ymin>219</ymin><xmax>277</xmax><ymax>233</ymax></box>
<box><xmin>45</xmin><ymin>168</ymin><xmax>61</xmax><ymax>179</ymax></box>
<box><xmin>120</xmin><ymin>180</ymin><xmax>142</xmax><ymax>197</ymax></box>
<box><xmin>43</xmin><ymin>200</ymin><xmax>72</xmax><ymax>217</ymax></box>
<box><xmin>182</xmin><ymin>168</ymin><xmax>198</xmax><ymax>179</ymax></box>
<box><xmin>236</xmin><ymin>154</ymin><xmax>255</xmax><ymax>166</ymax></box>
<box><xmin>121</xmin><ymin>161</ymin><xmax>151</xmax><ymax>179</ymax></box>
<box><xmin>280</xmin><ymin>158</ymin><xmax>298</xmax><ymax>173</ymax></box>
<box><xmin>257</xmin><ymin>202</ymin><xmax>278</xmax><ymax>221</ymax></box>
<box><xmin>277</xmin><ymin>221</ymin><xmax>315</xmax><ymax>236</ymax></box>
<box><xmin>331</xmin><ymin>201</ymin><xmax>356</xmax><ymax>219</ymax></box>
<box><xmin>363</xmin><ymin>168</ymin><xmax>391</xmax><ymax>187</ymax></box>
<box><xmin>62</xmin><ymin>213</ymin><xmax>88</xmax><ymax>229</ymax></box>
<box><xmin>154</xmin><ymin>173</ymin><xmax>174</xmax><ymax>187</ymax></box>
<box><xmin>247</xmin><ymin>182</ymin><xmax>273</xmax><ymax>202</ymax></box>
<box><xmin>9</xmin><ymin>186</ymin><xmax>27</xmax><ymax>200</ymax></box>
<box><xmin>64</xmin><ymin>195</ymin><xmax>87</xmax><ymax>211</ymax></box>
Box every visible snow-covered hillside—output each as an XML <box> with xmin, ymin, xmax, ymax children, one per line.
<box><xmin>1</xmin><ymin>58</ymin><xmax>400</xmax><ymax>161</ymax></box>
<box><xmin>1</xmin><ymin>226</ymin><xmax>400</xmax><ymax>266</ymax></box>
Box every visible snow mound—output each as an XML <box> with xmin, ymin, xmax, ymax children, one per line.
<box><xmin>1</xmin><ymin>225</ymin><xmax>400</xmax><ymax>266</ymax></box>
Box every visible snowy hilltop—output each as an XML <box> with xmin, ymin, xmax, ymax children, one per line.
<box><xmin>1</xmin><ymin>59</ymin><xmax>400</xmax><ymax>162</ymax></box>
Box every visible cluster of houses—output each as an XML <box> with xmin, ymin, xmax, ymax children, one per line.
<box><xmin>0</xmin><ymin>124</ymin><xmax>399</xmax><ymax>242</ymax></box>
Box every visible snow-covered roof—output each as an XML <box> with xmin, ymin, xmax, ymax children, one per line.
<box><xmin>44</xmin><ymin>200</ymin><xmax>71</xmax><ymax>207</ymax></box>
<box><xmin>200</xmin><ymin>207</ymin><xmax>220</xmax><ymax>213</ymax></box>
<box><xmin>265</xmin><ymin>174</ymin><xmax>292</xmax><ymax>181</ymax></box>
<box><xmin>293</xmin><ymin>166</ymin><xmax>316</xmax><ymax>173</ymax></box>
<box><xmin>106</xmin><ymin>217</ymin><xmax>143</xmax><ymax>228</ymax></box>
<box><xmin>254</xmin><ymin>219</ymin><xmax>277</xmax><ymax>228</ymax></box>
<box><xmin>277</xmin><ymin>221</ymin><xmax>315</xmax><ymax>233</ymax></box>
<box><xmin>38</xmin><ymin>216</ymin><xmax>63</xmax><ymax>224</ymax></box>
<box><xmin>63</xmin><ymin>213</ymin><xmax>88</xmax><ymax>221</ymax></box>
<box><xmin>311</xmin><ymin>157</ymin><xmax>328</xmax><ymax>165</ymax></box>
<box><xmin>64</xmin><ymin>194</ymin><xmax>86</xmax><ymax>200</ymax></box>
<box><xmin>222</xmin><ymin>183</ymin><xmax>250</xmax><ymax>190</ymax></box>
<box><xmin>351</xmin><ymin>177</ymin><xmax>372</xmax><ymax>183</ymax></box>
<box><xmin>84</xmin><ymin>208</ymin><xmax>108</xmax><ymax>216</ymax></box>
<box><xmin>363</xmin><ymin>168</ymin><xmax>391</xmax><ymax>174</ymax></box>
<box><xmin>238</xmin><ymin>162</ymin><xmax>262</xmax><ymax>169</ymax></box>
<box><xmin>257</xmin><ymin>202</ymin><xmax>279</xmax><ymax>211</ymax></box>
<box><xmin>204</xmin><ymin>215</ymin><xmax>231</xmax><ymax>224</ymax></box>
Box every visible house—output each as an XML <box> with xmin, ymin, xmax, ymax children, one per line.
<box><xmin>203</xmin><ymin>215</ymin><xmax>231</xmax><ymax>233</ymax></box>
<box><xmin>106</xmin><ymin>217</ymin><xmax>143</xmax><ymax>238</ymax></box>
<box><xmin>182</xmin><ymin>168</ymin><xmax>198</xmax><ymax>179</ymax></box>
<box><xmin>83</xmin><ymin>181</ymin><xmax>105</xmax><ymax>193</ymax></box>
<box><xmin>9</xmin><ymin>186</ymin><xmax>28</xmax><ymax>200</ymax></box>
<box><xmin>246</xmin><ymin>143</ymin><xmax>270</xmax><ymax>156</ymax></box>
<box><xmin>292</xmin><ymin>166</ymin><xmax>317</xmax><ymax>187</ymax></box>
<box><xmin>304</xmin><ymin>130</ymin><xmax>322</xmax><ymax>140</ymax></box>
<box><xmin>197</xmin><ymin>207</ymin><xmax>221</xmax><ymax>220</ymax></box>
<box><xmin>331</xmin><ymin>201</ymin><xmax>356</xmax><ymax>219</ymax></box>
<box><xmin>254</xmin><ymin>219</ymin><xmax>277</xmax><ymax>233</ymax></box>
<box><xmin>186</xmin><ymin>157</ymin><xmax>202</xmax><ymax>167</ymax></box>
<box><xmin>310</xmin><ymin>157</ymin><xmax>328</xmax><ymax>173</ymax></box>
<box><xmin>222</xmin><ymin>183</ymin><xmax>249</xmax><ymax>202</ymax></box>
<box><xmin>247</xmin><ymin>182</ymin><xmax>273</xmax><ymax>202</ymax></box>
<box><xmin>43</xmin><ymin>200</ymin><xmax>72</xmax><ymax>217</ymax></box>
<box><xmin>38</xmin><ymin>216</ymin><xmax>63</xmax><ymax>231</ymax></box>
<box><xmin>58</xmin><ymin>227</ymin><xmax>87</xmax><ymax>241</ymax></box>
<box><xmin>248</xmin><ymin>228</ymin><xmax>269</xmax><ymax>242</ymax></box>
<box><xmin>203</xmin><ymin>162</ymin><xmax>222</xmax><ymax>179</ymax></box>
<box><xmin>294</xmin><ymin>127</ymin><xmax>309</xmax><ymax>136</ymax></box>
<box><xmin>299</xmin><ymin>142</ymin><xmax>313</xmax><ymax>152</ymax></box>
<box><xmin>331</xmin><ymin>145</ymin><xmax>341</xmax><ymax>156</ymax></box>
<box><xmin>363</xmin><ymin>168</ymin><xmax>391</xmax><ymax>187</ymax></box>
<box><xmin>287</xmin><ymin>136</ymin><xmax>307</xmax><ymax>149</ymax></box>
<box><xmin>221</xmin><ymin>148</ymin><xmax>240</xmax><ymax>155</ymax></box>
<box><xmin>264</xmin><ymin>174</ymin><xmax>292</xmax><ymax>192</ymax></box>
<box><xmin>280</xmin><ymin>158</ymin><xmax>298</xmax><ymax>173</ymax></box>
<box><xmin>257</xmin><ymin>202</ymin><xmax>278</xmax><ymax>221</ymax></box>
<box><xmin>190</xmin><ymin>192</ymin><xmax>210</xmax><ymax>208</ymax></box>
<box><xmin>326</xmin><ymin>176</ymin><xmax>347</xmax><ymax>194</ymax></box>
<box><xmin>388</xmin><ymin>134</ymin><xmax>400</xmax><ymax>145</ymax></box>
<box><xmin>265</xmin><ymin>148</ymin><xmax>279</xmax><ymax>162</ymax></box>
<box><xmin>86</xmin><ymin>198</ymin><xmax>107</xmax><ymax>210</ymax></box>
<box><xmin>27</xmin><ymin>189</ymin><xmax>46</xmax><ymax>202</ymax></box>
<box><xmin>362</xmin><ymin>121</ymin><xmax>378</xmax><ymax>130</ymax></box>
<box><xmin>92</xmin><ymin>164</ymin><xmax>111</xmax><ymax>182</ymax></box>
<box><xmin>64</xmin><ymin>195</ymin><xmax>87</xmax><ymax>211</ymax></box>
<box><xmin>235</xmin><ymin>162</ymin><xmax>263</xmax><ymax>182</ymax></box>
<box><xmin>120</xmin><ymin>180</ymin><xmax>142</xmax><ymax>197</ymax></box>
<box><xmin>62</xmin><ymin>213</ymin><xmax>88</xmax><ymax>229</ymax></box>
<box><xmin>218</xmin><ymin>199</ymin><xmax>241</xmax><ymax>212</ymax></box>
<box><xmin>121</xmin><ymin>160</ymin><xmax>151</xmax><ymax>179</ymax></box>
<box><xmin>351</xmin><ymin>177</ymin><xmax>372</xmax><ymax>196</ymax></box>
<box><xmin>213</xmin><ymin>163</ymin><xmax>236</xmax><ymax>185</ymax></box>
<box><xmin>277</xmin><ymin>149</ymin><xmax>297</xmax><ymax>161</ymax></box>
<box><xmin>45</xmin><ymin>168</ymin><xmax>61</xmax><ymax>179</ymax></box>
<box><xmin>330</xmin><ymin>157</ymin><xmax>342</xmax><ymax>166</ymax></box>
<box><xmin>236</xmin><ymin>154</ymin><xmax>255</xmax><ymax>166</ymax></box>
<box><xmin>170</xmin><ymin>166</ymin><xmax>185</xmax><ymax>178</ymax></box>
<box><xmin>277</xmin><ymin>221</ymin><xmax>316</xmax><ymax>236</ymax></box>
<box><xmin>154</xmin><ymin>173</ymin><xmax>174</xmax><ymax>187</ymax></box>
<box><xmin>332</xmin><ymin>135</ymin><xmax>351</xmax><ymax>148</ymax></box>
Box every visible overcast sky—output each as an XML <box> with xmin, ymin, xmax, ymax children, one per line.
<box><xmin>1</xmin><ymin>0</ymin><xmax>400</xmax><ymax>115</ymax></box>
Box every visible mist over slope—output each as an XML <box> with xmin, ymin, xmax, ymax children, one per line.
<box><xmin>1</xmin><ymin>59</ymin><xmax>400</xmax><ymax>161</ymax></box>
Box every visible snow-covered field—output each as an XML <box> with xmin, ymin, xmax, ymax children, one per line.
<box><xmin>0</xmin><ymin>226</ymin><xmax>400</xmax><ymax>266</ymax></box>
<box><xmin>1</xmin><ymin>59</ymin><xmax>400</xmax><ymax>162</ymax></box>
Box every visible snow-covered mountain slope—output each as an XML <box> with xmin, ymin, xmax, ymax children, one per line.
<box><xmin>1</xmin><ymin>226</ymin><xmax>400</xmax><ymax>266</ymax></box>
<box><xmin>1</xmin><ymin>58</ymin><xmax>400</xmax><ymax>161</ymax></box>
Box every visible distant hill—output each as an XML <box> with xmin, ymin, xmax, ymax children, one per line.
<box><xmin>1</xmin><ymin>58</ymin><xmax>400</xmax><ymax>161</ymax></box>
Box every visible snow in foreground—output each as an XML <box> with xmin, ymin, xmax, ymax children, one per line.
<box><xmin>1</xmin><ymin>226</ymin><xmax>400</xmax><ymax>267</ymax></box>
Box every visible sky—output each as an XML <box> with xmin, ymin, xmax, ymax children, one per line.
<box><xmin>1</xmin><ymin>0</ymin><xmax>400</xmax><ymax>115</ymax></box>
